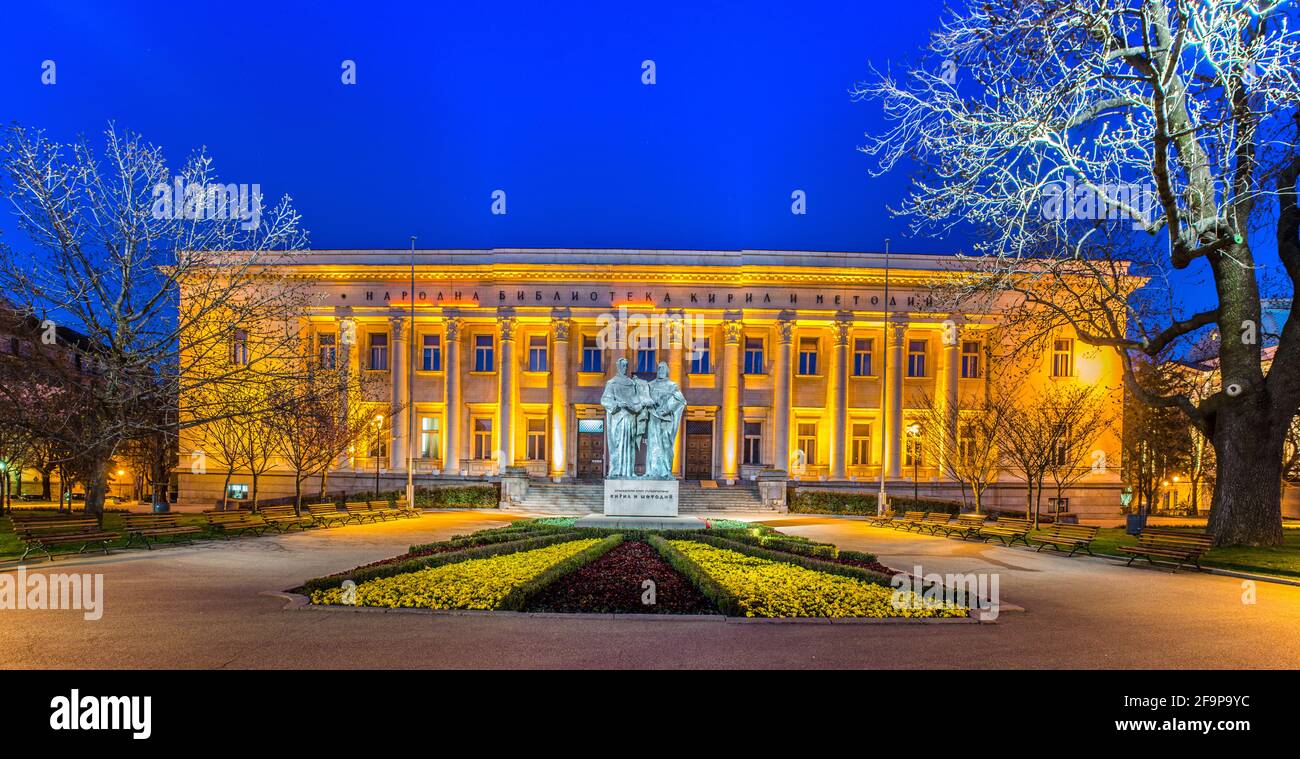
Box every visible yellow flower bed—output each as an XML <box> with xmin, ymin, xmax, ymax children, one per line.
<box><xmin>311</xmin><ymin>538</ymin><xmax>602</xmax><ymax>610</ymax></box>
<box><xmin>669</xmin><ymin>540</ymin><xmax>967</xmax><ymax>618</ymax></box>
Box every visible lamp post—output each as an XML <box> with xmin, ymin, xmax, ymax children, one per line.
<box><xmin>407</xmin><ymin>235</ymin><xmax>416</xmax><ymax>511</ymax></box>
<box><xmin>373</xmin><ymin>413</ymin><xmax>385</xmax><ymax>497</ymax></box>
<box><xmin>876</xmin><ymin>238</ymin><xmax>891</xmax><ymax>516</ymax></box>
<box><xmin>907</xmin><ymin>422</ymin><xmax>921</xmax><ymax>501</ymax></box>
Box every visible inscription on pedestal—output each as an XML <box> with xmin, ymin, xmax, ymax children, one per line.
<box><xmin>603</xmin><ymin>479</ymin><xmax>680</xmax><ymax>517</ymax></box>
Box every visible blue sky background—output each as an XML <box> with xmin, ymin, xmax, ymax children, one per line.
<box><xmin>1</xmin><ymin>0</ymin><xmax>960</xmax><ymax>254</ymax></box>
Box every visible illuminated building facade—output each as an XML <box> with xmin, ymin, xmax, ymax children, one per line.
<box><xmin>177</xmin><ymin>249</ymin><xmax>1126</xmax><ymax>514</ymax></box>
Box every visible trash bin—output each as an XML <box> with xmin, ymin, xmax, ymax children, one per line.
<box><xmin>1125</xmin><ymin>513</ymin><xmax>1147</xmax><ymax>536</ymax></box>
<box><xmin>152</xmin><ymin>501</ymin><xmax>171</xmax><ymax>514</ymax></box>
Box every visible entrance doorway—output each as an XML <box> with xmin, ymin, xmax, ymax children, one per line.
<box><xmin>684</xmin><ymin>420</ymin><xmax>714</xmax><ymax>480</ymax></box>
<box><xmin>576</xmin><ymin>419</ymin><xmax>605</xmax><ymax>479</ymax></box>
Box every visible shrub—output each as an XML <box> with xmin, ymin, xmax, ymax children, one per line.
<box><xmin>419</xmin><ymin>485</ymin><xmax>499</xmax><ymax>508</ymax></box>
<box><xmin>659</xmin><ymin>531</ymin><xmax>893</xmax><ymax>585</ymax></box>
<box><xmin>497</xmin><ymin>534</ymin><xmax>623</xmax><ymax>611</ymax></box>
<box><xmin>789</xmin><ymin>490</ymin><xmax>963</xmax><ymax>516</ymax></box>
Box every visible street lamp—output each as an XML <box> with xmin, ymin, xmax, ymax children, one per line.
<box><xmin>907</xmin><ymin>422</ymin><xmax>921</xmax><ymax>501</ymax></box>
<box><xmin>876</xmin><ymin>238</ymin><xmax>891</xmax><ymax>517</ymax></box>
<box><xmin>373</xmin><ymin>414</ymin><xmax>385</xmax><ymax>497</ymax></box>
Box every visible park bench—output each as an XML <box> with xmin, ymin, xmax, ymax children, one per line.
<box><xmin>392</xmin><ymin>499</ymin><xmax>420</xmax><ymax>517</ymax></box>
<box><xmin>917</xmin><ymin>512</ymin><xmax>954</xmax><ymax>534</ymax></box>
<box><xmin>306</xmin><ymin>503</ymin><xmax>348</xmax><ymax>528</ymax></box>
<box><xmin>343</xmin><ymin>501</ymin><xmax>384</xmax><ymax>524</ymax></box>
<box><xmin>864</xmin><ymin>512</ymin><xmax>895</xmax><ymax>527</ymax></box>
<box><xmin>365</xmin><ymin>501</ymin><xmax>405</xmax><ymax>521</ymax></box>
<box><xmin>122</xmin><ymin>513</ymin><xmax>202</xmax><ymax>549</ymax></box>
<box><xmin>259</xmin><ymin>505</ymin><xmax>313</xmax><ymax>532</ymax></box>
<box><xmin>1118</xmin><ymin>528</ymin><xmax>1215</xmax><ymax>572</ymax></box>
<box><xmin>892</xmin><ymin>511</ymin><xmax>928</xmax><ymax>531</ymax></box>
<box><xmin>938</xmin><ymin>513</ymin><xmax>989</xmax><ymax>539</ymax></box>
<box><xmin>13</xmin><ymin>518</ymin><xmax>121</xmax><ymax>562</ymax></box>
<box><xmin>1032</xmin><ymin>523</ymin><xmax>1100</xmax><ymax>557</ymax></box>
<box><xmin>978</xmin><ymin>516</ymin><xmax>1032</xmax><ymax>547</ymax></box>
<box><xmin>205</xmin><ymin>511</ymin><xmax>269</xmax><ymax>537</ymax></box>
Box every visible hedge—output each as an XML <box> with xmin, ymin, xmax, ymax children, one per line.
<box><xmin>789</xmin><ymin>489</ymin><xmax>964</xmax><ymax>516</ymax></box>
<box><xmin>409</xmin><ymin>527</ymin><xmax>565</xmax><ymax>554</ymax></box>
<box><xmin>648</xmin><ymin>535</ymin><xmax>743</xmax><ymax>617</ymax></box>
<box><xmin>710</xmin><ymin>529</ymin><xmax>840</xmax><ymax>560</ymax></box>
<box><xmin>340</xmin><ymin>485</ymin><xmax>500</xmax><ymax>509</ymax></box>
<box><xmin>301</xmin><ymin>531</ymin><xmax>580</xmax><ymax>594</ymax></box>
<box><xmin>496</xmin><ymin>534</ymin><xmax>624</xmax><ymax>611</ymax></box>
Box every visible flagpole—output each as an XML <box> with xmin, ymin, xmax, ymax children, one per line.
<box><xmin>877</xmin><ymin>239</ymin><xmax>890</xmax><ymax>517</ymax></box>
<box><xmin>407</xmin><ymin>236</ymin><xmax>416</xmax><ymax>510</ymax></box>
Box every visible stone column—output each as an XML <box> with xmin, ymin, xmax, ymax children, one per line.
<box><xmin>828</xmin><ymin>314</ymin><xmax>852</xmax><ymax>480</ymax></box>
<box><xmin>720</xmin><ymin>314</ymin><xmax>743</xmax><ymax>483</ymax></box>
<box><xmin>772</xmin><ymin>313</ymin><xmax>794</xmax><ymax>474</ymax></box>
<box><xmin>885</xmin><ymin>320</ymin><xmax>906</xmax><ymax>479</ymax></box>
<box><xmin>497</xmin><ymin>310</ymin><xmax>517</xmax><ymax>472</ymax></box>
<box><xmin>665</xmin><ymin>311</ymin><xmax>685</xmax><ymax>477</ymax></box>
<box><xmin>940</xmin><ymin>316</ymin><xmax>962</xmax><ymax>475</ymax></box>
<box><xmin>442</xmin><ymin>313</ymin><xmax>462</xmax><ymax>475</ymax></box>
<box><xmin>389</xmin><ymin>315</ymin><xmax>408</xmax><ymax>471</ymax></box>
<box><xmin>549</xmin><ymin>312</ymin><xmax>571</xmax><ymax>481</ymax></box>
<box><xmin>337</xmin><ymin>312</ymin><xmax>356</xmax><ymax>470</ymax></box>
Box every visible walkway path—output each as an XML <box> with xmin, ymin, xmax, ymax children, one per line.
<box><xmin>2</xmin><ymin>511</ymin><xmax>1297</xmax><ymax>668</ymax></box>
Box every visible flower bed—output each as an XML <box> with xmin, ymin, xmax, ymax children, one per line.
<box><xmin>311</xmin><ymin>536</ymin><xmax>620</xmax><ymax>610</ymax></box>
<box><xmin>661</xmin><ymin>539</ymin><xmax>966</xmax><ymax>619</ymax></box>
<box><xmin>525</xmin><ymin>540</ymin><xmax>717</xmax><ymax>615</ymax></box>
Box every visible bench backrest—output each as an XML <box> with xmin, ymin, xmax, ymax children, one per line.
<box><xmin>16</xmin><ymin>518</ymin><xmax>103</xmax><ymax>536</ymax></box>
<box><xmin>923</xmin><ymin>513</ymin><xmax>951</xmax><ymax>523</ymax></box>
<box><xmin>307</xmin><ymin>503</ymin><xmax>341</xmax><ymax>514</ymax></box>
<box><xmin>995</xmin><ymin>517</ymin><xmax>1031</xmax><ymax>528</ymax></box>
<box><xmin>902</xmin><ymin>511</ymin><xmax>926</xmax><ymax>520</ymax></box>
<box><xmin>1044</xmin><ymin>524</ymin><xmax>1099</xmax><ymax>540</ymax></box>
<box><xmin>344</xmin><ymin>502</ymin><xmax>373</xmax><ymax>511</ymax></box>
<box><xmin>122</xmin><ymin>514</ymin><xmax>186</xmax><ymax>528</ymax></box>
<box><xmin>1136</xmin><ymin>529</ymin><xmax>1214</xmax><ymax>551</ymax></box>
<box><xmin>261</xmin><ymin>506</ymin><xmax>302</xmax><ymax>518</ymax></box>
<box><xmin>957</xmin><ymin>514</ymin><xmax>988</xmax><ymax>525</ymax></box>
<box><xmin>207</xmin><ymin>512</ymin><xmax>262</xmax><ymax>523</ymax></box>
<box><xmin>367</xmin><ymin>501</ymin><xmax>395</xmax><ymax>510</ymax></box>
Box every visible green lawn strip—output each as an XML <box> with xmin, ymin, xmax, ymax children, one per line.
<box><xmin>301</xmin><ymin>530</ymin><xmax>584</xmax><ymax>593</ymax></box>
<box><xmin>1</xmin><ymin>510</ymin><xmax>220</xmax><ymax>560</ymax></box>
<box><xmin>647</xmin><ymin>535</ymin><xmax>743</xmax><ymax>616</ymax></box>
<box><xmin>410</xmin><ymin>525</ymin><xmax>570</xmax><ymax>554</ymax></box>
<box><xmin>707</xmin><ymin>529</ymin><xmax>841</xmax><ymax>560</ymax></box>
<box><xmin>1068</xmin><ymin>526</ymin><xmax>1300</xmax><ymax>579</ymax></box>
<box><xmin>497</xmin><ymin>533</ymin><xmax>624</xmax><ymax>611</ymax></box>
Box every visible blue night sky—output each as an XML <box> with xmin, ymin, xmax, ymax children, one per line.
<box><xmin>0</xmin><ymin>0</ymin><xmax>959</xmax><ymax>254</ymax></box>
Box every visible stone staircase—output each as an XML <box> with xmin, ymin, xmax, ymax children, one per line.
<box><xmin>510</xmin><ymin>480</ymin><xmax>773</xmax><ymax>514</ymax></box>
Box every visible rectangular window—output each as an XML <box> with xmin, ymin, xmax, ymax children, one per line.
<box><xmin>636</xmin><ymin>346</ymin><xmax>657</xmax><ymax>374</ymax></box>
<box><xmin>743</xmin><ymin>337</ymin><xmax>764</xmax><ymax>374</ymax></box>
<box><xmin>797</xmin><ymin>338</ymin><xmax>819</xmax><ymax>375</ymax></box>
<box><xmin>960</xmin><ymin>340</ymin><xmax>981</xmax><ymax>379</ymax></box>
<box><xmin>232</xmin><ymin>329</ymin><xmax>249</xmax><ymax>365</ymax></box>
<box><xmin>690</xmin><ymin>337</ymin><xmax>712</xmax><ymax>374</ymax></box>
<box><xmin>226</xmin><ymin>483</ymin><xmax>249</xmax><ymax>501</ymax></box>
<box><xmin>367</xmin><ymin>431</ymin><xmax>388</xmax><ymax>459</ymax></box>
<box><xmin>796</xmin><ymin>422</ymin><xmax>818</xmax><ymax>465</ymax></box>
<box><xmin>1052</xmin><ymin>338</ymin><xmax>1074</xmax><ymax>378</ymax></box>
<box><xmin>474</xmin><ymin>334</ymin><xmax>494</xmax><ymax>372</ymax></box>
<box><xmin>851</xmin><ymin>422</ymin><xmax>872</xmax><ymax>466</ymax></box>
<box><xmin>580</xmin><ymin>334</ymin><xmax>603</xmax><ymax>373</ymax></box>
<box><xmin>420</xmin><ymin>416</ymin><xmax>441</xmax><ymax>460</ymax></box>
<box><xmin>472</xmin><ymin>417</ymin><xmax>493</xmax><ymax>460</ymax></box>
<box><xmin>317</xmin><ymin>332</ymin><xmax>337</xmax><ymax>369</ymax></box>
<box><xmin>422</xmin><ymin>334</ymin><xmax>441</xmax><ymax>372</ymax></box>
<box><xmin>368</xmin><ymin>332</ymin><xmax>388</xmax><ymax>371</ymax></box>
<box><xmin>852</xmin><ymin>337</ymin><xmax>873</xmax><ymax>377</ymax></box>
<box><xmin>526</xmin><ymin>417</ymin><xmax>547</xmax><ymax>461</ymax></box>
<box><xmin>743</xmin><ymin>421</ymin><xmax>763</xmax><ymax>465</ymax></box>
<box><xmin>907</xmin><ymin>339</ymin><xmax>927</xmax><ymax>377</ymax></box>
<box><xmin>526</xmin><ymin>334</ymin><xmax>548</xmax><ymax>372</ymax></box>
<box><xmin>958</xmin><ymin>424</ymin><xmax>976</xmax><ymax>467</ymax></box>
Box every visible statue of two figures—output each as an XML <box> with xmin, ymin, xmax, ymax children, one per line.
<box><xmin>601</xmin><ymin>358</ymin><xmax>686</xmax><ymax>480</ymax></box>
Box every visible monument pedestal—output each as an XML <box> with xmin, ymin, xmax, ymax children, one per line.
<box><xmin>603</xmin><ymin>478</ymin><xmax>679</xmax><ymax>516</ymax></box>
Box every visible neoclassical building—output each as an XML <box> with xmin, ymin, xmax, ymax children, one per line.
<box><xmin>178</xmin><ymin>249</ymin><xmax>1126</xmax><ymax>514</ymax></box>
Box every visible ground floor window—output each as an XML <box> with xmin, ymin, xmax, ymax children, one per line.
<box><xmin>472</xmin><ymin>417</ymin><xmax>493</xmax><ymax>460</ymax></box>
<box><xmin>904</xmin><ymin>424</ymin><xmax>924</xmax><ymax>468</ymax></box>
<box><xmin>742</xmin><ymin>421</ymin><xmax>763</xmax><ymax>465</ymax></box>
<box><xmin>226</xmin><ymin>483</ymin><xmax>249</xmax><ymax>501</ymax></box>
<box><xmin>796</xmin><ymin>422</ymin><xmax>818</xmax><ymax>465</ymax></box>
<box><xmin>526</xmin><ymin>417</ymin><xmax>547</xmax><ymax>461</ymax></box>
<box><xmin>420</xmin><ymin>416</ymin><xmax>441</xmax><ymax>460</ymax></box>
<box><xmin>851</xmin><ymin>422</ymin><xmax>872</xmax><ymax>466</ymax></box>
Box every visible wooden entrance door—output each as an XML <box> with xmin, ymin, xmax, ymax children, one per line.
<box><xmin>576</xmin><ymin>420</ymin><xmax>605</xmax><ymax>479</ymax></box>
<box><xmin>684</xmin><ymin>420</ymin><xmax>713</xmax><ymax>480</ymax></box>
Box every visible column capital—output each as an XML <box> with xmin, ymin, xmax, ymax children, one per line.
<box><xmin>887</xmin><ymin>320</ymin><xmax>908</xmax><ymax>346</ymax></box>
<box><xmin>552</xmin><ymin>317</ymin><xmax>572</xmax><ymax>342</ymax></box>
<box><xmin>833</xmin><ymin>312</ymin><xmax>854</xmax><ymax>346</ymax></box>
<box><xmin>941</xmin><ymin>313</ymin><xmax>966</xmax><ymax>347</ymax></box>
<box><xmin>664</xmin><ymin>311</ymin><xmax>686</xmax><ymax>348</ymax></box>
<box><xmin>389</xmin><ymin>314</ymin><xmax>407</xmax><ymax>340</ymax></box>
<box><xmin>497</xmin><ymin>309</ymin><xmax>517</xmax><ymax>342</ymax></box>
<box><xmin>338</xmin><ymin>317</ymin><xmax>357</xmax><ymax>347</ymax></box>
<box><xmin>444</xmin><ymin>315</ymin><xmax>463</xmax><ymax>341</ymax></box>
<box><xmin>776</xmin><ymin>310</ymin><xmax>796</xmax><ymax>344</ymax></box>
<box><xmin>722</xmin><ymin>312</ymin><xmax>743</xmax><ymax>344</ymax></box>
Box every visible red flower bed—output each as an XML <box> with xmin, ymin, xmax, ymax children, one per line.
<box><xmin>525</xmin><ymin>540</ymin><xmax>717</xmax><ymax>614</ymax></box>
<box><xmin>832</xmin><ymin>554</ymin><xmax>897</xmax><ymax>575</ymax></box>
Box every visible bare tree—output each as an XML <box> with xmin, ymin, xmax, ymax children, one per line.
<box><xmin>1044</xmin><ymin>385</ymin><xmax>1115</xmax><ymax>513</ymax></box>
<box><xmin>915</xmin><ymin>388</ymin><xmax>1013</xmax><ymax>514</ymax></box>
<box><xmin>856</xmin><ymin>1</ymin><xmax>1300</xmax><ymax>545</ymax></box>
<box><xmin>0</xmin><ymin>124</ymin><xmax>311</xmax><ymax>517</ymax></box>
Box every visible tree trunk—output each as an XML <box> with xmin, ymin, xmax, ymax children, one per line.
<box><xmin>1206</xmin><ymin>402</ymin><xmax>1285</xmax><ymax>546</ymax></box>
<box><xmin>318</xmin><ymin>469</ymin><xmax>330</xmax><ymax>502</ymax></box>
<box><xmin>40</xmin><ymin>468</ymin><xmax>52</xmax><ymax>500</ymax></box>
<box><xmin>251</xmin><ymin>472</ymin><xmax>260</xmax><ymax>512</ymax></box>
<box><xmin>293</xmin><ymin>474</ymin><xmax>303</xmax><ymax>515</ymax></box>
<box><xmin>221</xmin><ymin>470</ymin><xmax>232</xmax><ymax>511</ymax></box>
<box><xmin>85</xmin><ymin>458</ymin><xmax>110</xmax><ymax>521</ymax></box>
